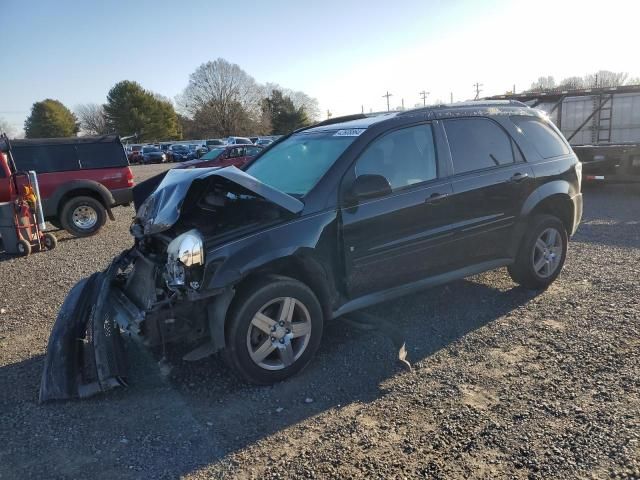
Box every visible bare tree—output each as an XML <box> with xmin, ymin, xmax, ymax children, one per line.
<box><xmin>178</xmin><ymin>58</ymin><xmax>265</xmax><ymax>137</ymax></box>
<box><xmin>0</xmin><ymin>117</ymin><xmax>16</xmax><ymax>137</ymax></box>
<box><xmin>583</xmin><ymin>70</ymin><xmax>628</xmax><ymax>88</ymax></box>
<box><xmin>628</xmin><ymin>77</ymin><xmax>640</xmax><ymax>85</ymax></box>
<box><xmin>529</xmin><ymin>76</ymin><xmax>556</xmax><ymax>92</ymax></box>
<box><xmin>76</xmin><ymin>103</ymin><xmax>110</xmax><ymax>135</ymax></box>
<box><xmin>559</xmin><ymin>76</ymin><xmax>585</xmax><ymax>90</ymax></box>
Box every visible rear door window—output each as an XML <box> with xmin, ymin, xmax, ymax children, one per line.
<box><xmin>444</xmin><ymin>118</ymin><xmax>515</xmax><ymax>174</ymax></box>
<box><xmin>511</xmin><ymin>116</ymin><xmax>570</xmax><ymax>159</ymax></box>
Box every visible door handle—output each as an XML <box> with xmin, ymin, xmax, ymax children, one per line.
<box><xmin>508</xmin><ymin>172</ymin><xmax>529</xmax><ymax>183</ymax></box>
<box><xmin>425</xmin><ymin>192</ymin><xmax>449</xmax><ymax>204</ymax></box>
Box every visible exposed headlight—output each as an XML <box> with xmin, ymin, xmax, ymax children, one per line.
<box><xmin>166</xmin><ymin>229</ymin><xmax>204</xmax><ymax>289</ymax></box>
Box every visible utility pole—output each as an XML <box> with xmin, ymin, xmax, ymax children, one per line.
<box><xmin>361</xmin><ymin>105</ymin><xmax>364</xmax><ymax>114</ymax></box>
<box><xmin>382</xmin><ymin>91</ymin><xmax>393</xmax><ymax>112</ymax></box>
<box><xmin>419</xmin><ymin>90</ymin><xmax>430</xmax><ymax>106</ymax></box>
<box><xmin>450</xmin><ymin>92</ymin><xmax>453</xmax><ymax>103</ymax></box>
<box><xmin>473</xmin><ymin>82</ymin><xmax>483</xmax><ymax>100</ymax></box>
<box><xmin>401</xmin><ymin>98</ymin><xmax>405</xmax><ymax>110</ymax></box>
<box><xmin>327</xmin><ymin>109</ymin><xmax>332</xmax><ymax>119</ymax></box>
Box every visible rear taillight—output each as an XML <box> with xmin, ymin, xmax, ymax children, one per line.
<box><xmin>125</xmin><ymin>167</ymin><xmax>135</xmax><ymax>187</ymax></box>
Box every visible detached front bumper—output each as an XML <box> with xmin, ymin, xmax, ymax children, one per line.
<box><xmin>40</xmin><ymin>255</ymin><xmax>131</xmax><ymax>402</ymax></box>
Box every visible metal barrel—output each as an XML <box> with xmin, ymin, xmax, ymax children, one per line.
<box><xmin>27</xmin><ymin>170</ymin><xmax>47</xmax><ymax>230</ymax></box>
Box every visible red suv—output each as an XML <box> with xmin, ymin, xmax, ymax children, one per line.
<box><xmin>174</xmin><ymin>144</ymin><xmax>263</xmax><ymax>170</ymax></box>
<box><xmin>0</xmin><ymin>135</ymin><xmax>134</xmax><ymax>237</ymax></box>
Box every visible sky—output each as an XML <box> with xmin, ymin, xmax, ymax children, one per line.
<box><xmin>1</xmin><ymin>0</ymin><xmax>639</xmax><ymax>135</ymax></box>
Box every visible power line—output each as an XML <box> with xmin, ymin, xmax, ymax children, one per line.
<box><xmin>419</xmin><ymin>90</ymin><xmax>430</xmax><ymax>106</ymax></box>
<box><xmin>382</xmin><ymin>91</ymin><xmax>393</xmax><ymax>112</ymax></box>
<box><xmin>473</xmin><ymin>82</ymin><xmax>483</xmax><ymax>100</ymax></box>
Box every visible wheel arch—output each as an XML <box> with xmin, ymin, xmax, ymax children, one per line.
<box><xmin>510</xmin><ymin>180</ymin><xmax>575</xmax><ymax>257</ymax></box>
<box><xmin>49</xmin><ymin>180</ymin><xmax>115</xmax><ymax>219</ymax></box>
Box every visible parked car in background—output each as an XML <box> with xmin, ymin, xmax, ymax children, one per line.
<box><xmin>206</xmin><ymin>139</ymin><xmax>224</xmax><ymax>148</ymax></box>
<box><xmin>226</xmin><ymin>136</ymin><xmax>253</xmax><ymax>145</ymax></box>
<box><xmin>256</xmin><ymin>138</ymin><xmax>274</xmax><ymax>147</ymax></box>
<box><xmin>174</xmin><ymin>144</ymin><xmax>263</xmax><ymax>170</ymax></box>
<box><xmin>167</xmin><ymin>144</ymin><xmax>190</xmax><ymax>162</ymax></box>
<box><xmin>142</xmin><ymin>145</ymin><xmax>167</xmax><ymax>164</ymax></box>
<box><xmin>42</xmin><ymin>102</ymin><xmax>584</xmax><ymax>399</ymax></box>
<box><xmin>1</xmin><ymin>135</ymin><xmax>134</xmax><ymax>237</ymax></box>
<box><xmin>128</xmin><ymin>145</ymin><xmax>144</xmax><ymax>163</ymax></box>
<box><xmin>249</xmin><ymin>136</ymin><xmax>259</xmax><ymax>144</ymax></box>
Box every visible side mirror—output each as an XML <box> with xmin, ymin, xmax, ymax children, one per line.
<box><xmin>350</xmin><ymin>174</ymin><xmax>392</xmax><ymax>200</ymax></box>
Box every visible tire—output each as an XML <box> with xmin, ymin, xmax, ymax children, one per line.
<box><xmin>508</xmin><ymin>214</ymin><xmax>568</xmax><ymax>290</ymax></box>
<box><xmin>17</xmin><ymin>239</ymin><xmax>31</xmax><ymax>256</ymax></box>
<box><xmin>60</xmin><ymin>196</ymin><xmax>107</xmax><ymax>237</ymax></box>
<box><xmin>222</xmin><ymin>276</ymin><xmax>324</xmax><ymax>385</ymax></box>
<box><xmin>43</xmin><ymin>233</ymin><xmax>58</xmax><ymax>250</ymax></box>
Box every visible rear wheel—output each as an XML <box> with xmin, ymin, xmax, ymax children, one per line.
<box><xmin>43</xmin><ymin>233</ymin><xmax>58</xmax><ymax>250</ymax></box>
<box><xmin>60</xmin><ymin>196</ymin><xmax>107</xmax><ymax>237</ymax></box>
<box><xmin>223</xmin><ymin>276</ymin><xmax>323</xmax><ymax>385</ymax></box>
<box><xmin>508</xmin><ymin>214</ymin><xmax>568</xmax><ymax>290</ymax></box>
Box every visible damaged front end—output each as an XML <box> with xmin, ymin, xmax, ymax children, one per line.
<box><xmin>39</xmin><ymin>253</ymin><xmax>131</xmax><ymax>402</ymax></box>
<box><xmin>40</xmin><ymin>167</ymin><xmax>303</xmax><ymax>402</ymax></box>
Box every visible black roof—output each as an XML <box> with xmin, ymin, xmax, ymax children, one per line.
<box><xmin>10</xmin><ymin>135</ymin><xmax>122</xmax><ymax>147</ymax></box>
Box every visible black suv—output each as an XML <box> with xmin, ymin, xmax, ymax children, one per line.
<box><xmin>41</xmin><ymin>101</ymin><xmax>583</xmax><ymax>400</ymax></box>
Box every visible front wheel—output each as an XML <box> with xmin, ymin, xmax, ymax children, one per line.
<box><xmin>60</xmin><ymin>196</ymin><xmax>107</xmax><ymax>237</ymax></box>
<box><xmin>508</xmin><ymin>214</ymin><xmax>568</xmax><ymax>290</ymax></box>
<box><xmin>223</xmin><ymin>276</ymin><xmax>323</xmax><ymax>385</ymax></box>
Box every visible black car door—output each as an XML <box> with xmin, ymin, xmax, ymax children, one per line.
<box><xmin>442</xmin><ymin>117</ymin><xmax>535</xmax><ymax>268</ymax></box>
<box><xmin>340</xmin><ymin>122</ymin><xmax>455</xmax><ymax>299</ymax></box>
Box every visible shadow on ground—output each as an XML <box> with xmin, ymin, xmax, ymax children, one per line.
<box><xmin>0</xmin><ymin>277</ymin><xmax>537</xmax><ymax>478</ymax></box>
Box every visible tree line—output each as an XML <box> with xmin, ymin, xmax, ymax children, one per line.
<box><xmin>527</xmin><ymin>70</ymin><xmax>640</xmax><ymax>92</ymax></box>
<box><xmin>19</xmin><ymin>58</ymin><xmax>320</xmax><ymax>141</ymax></box>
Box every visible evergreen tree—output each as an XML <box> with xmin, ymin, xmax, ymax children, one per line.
<box><xmin>24</xmin><ymin>99</ymin><xmax>79</xmax><ymax>138</ymax></box>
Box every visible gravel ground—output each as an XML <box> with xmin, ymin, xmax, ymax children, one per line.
<box><xmin>0</xmin><ymin>166</ymin><xmax>638</xmax><ymax>479</ymax></box>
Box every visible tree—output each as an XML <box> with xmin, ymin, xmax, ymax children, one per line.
<box><xmin>24</xmin><ymin>99</ymin><xmax>79</xmax><ymax>138</ymax></box>
<box><xmin>583</xmin><ymin>70</ymin><xmax>628</xmax><ymax>88</ymax></box>
<box><xmin>264</xmin><ymin>89</ymin><xmax>309</xmax><ymax>134</ymax></box>
<box><xmin>76</xmin><ymin>103</ymin><xmax>110</xmax><ymax>135</ymax></box>
<box><xmin>0</xmin><ymin>117</ymin><xmax>16</xmax><ymax>138</ymax></box>
<box><xmin>178</xmin><ymin>58</ymin><xmax>268</xmax><ymax>137</ymax></box>
<box><xmin>529</xmin><ymin>76</ymin><xmax>556</xmax><ymax>92</ymax></box>
<box><xmin>103</xmin><ymin>80</ymin><xmax>180</xmax><ymax>141</ymax></box>
<box><xmin>559</xmin><ymin>76</ymin><xmax>584</xmax><ymax>90</ymax></box>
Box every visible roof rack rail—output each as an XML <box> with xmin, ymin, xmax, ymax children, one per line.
<box><xmin>397</xmin><ymin>100</ymin><xmax>529</xmax><ymax>116</ymax></box>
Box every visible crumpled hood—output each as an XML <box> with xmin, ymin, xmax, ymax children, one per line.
<box><xmin>134</xmin><ymin>166</ymin><xmax>304</xmax><ymax>235</ymax></box>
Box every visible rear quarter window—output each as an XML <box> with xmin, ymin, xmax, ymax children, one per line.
<box><xmin>76</xmin><ymin>143</ymin><xmax>128</xmax><ymax>169</ymax></box>
<box><xmin>511</xmin><ymin>116</ymin><xmax>570</xmax><ymax>159</ymax></box>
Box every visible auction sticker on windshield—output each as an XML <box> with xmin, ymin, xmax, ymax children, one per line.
<box><xmin>334</xmin><ymin>129</ymin><xmax>366</xmax><ymax>137</ymax></box>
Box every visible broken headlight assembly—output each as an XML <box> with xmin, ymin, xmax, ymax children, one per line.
<box><xmin>165</xmin><ymin>229</ymin><xmax>204</xmax><ymax>290</ymax></box>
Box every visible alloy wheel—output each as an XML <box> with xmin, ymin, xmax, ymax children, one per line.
<box><xmin>532</xmin><ymin>227</ymin><xmax>563</xmax><ymax>278</ymax></box>
<box><xmin>246</xmin><ymin>297</ymin><xmax>312</xmax><ymax>371</ymax></box>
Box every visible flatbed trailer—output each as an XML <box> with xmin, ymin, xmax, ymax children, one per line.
<box><xmin>488</xmin><ymin>85</ymin><xmax>640</xmax><ymax>183</ymax></box>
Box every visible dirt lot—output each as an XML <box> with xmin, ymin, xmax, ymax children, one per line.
<box><xmin>1</xmin><ymin>165</ymin><xmax>639</xmax><ymax>479</ymax></box>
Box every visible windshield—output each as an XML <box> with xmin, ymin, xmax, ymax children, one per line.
<box><xmin>200</xmin><ymin>147</ymin><xmax>226</xmax><ymax>160</ymax></box>
<box><xmin>244</xmin><ymin>130</ymin><xmax>358</xmax><ymax>195</ymax></box>
<box><xmin>142</xmin><ymin>147</ymin><xmax>160</xmax><ymax>153</ymax></box>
